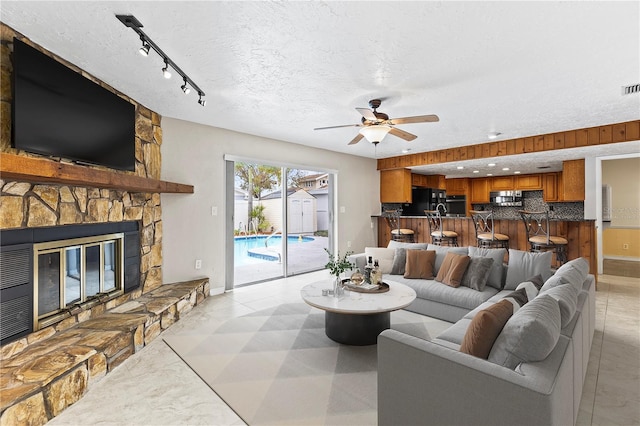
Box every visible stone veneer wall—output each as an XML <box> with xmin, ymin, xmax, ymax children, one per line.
<box><xmin>0</xmin><ymin>24</ymin><xmax>164</xmax><ymax>335</ymax></box>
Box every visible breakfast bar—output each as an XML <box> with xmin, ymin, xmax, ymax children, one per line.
<box><xmin>377</xmin><ymin>216</ymin><xmax>597</xmax><ymax>276</ymax></box>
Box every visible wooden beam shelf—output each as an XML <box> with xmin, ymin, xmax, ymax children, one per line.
<box><xmin>0</xmin><ymin>153</ymin><xmax>194</xmax><ymax>194</ymax></box>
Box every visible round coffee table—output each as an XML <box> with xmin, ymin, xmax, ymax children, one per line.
<box><xmin>300</xmin><ymin>280</ymin><xmax>416</xmax><ymax>345</ymax></box>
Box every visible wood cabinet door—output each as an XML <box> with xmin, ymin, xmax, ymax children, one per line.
<box><xmin>446</xmin><ymin>178</ymin><xmax>468</xmax><ymax>195</ymax></box>
<box><xmin>490</xmin><ymin>176</ymin><xmax>515</xmax><ymax>191</ymax></box>
<box><xmin>380</xmin><ymin>169</ymin><xmax>412</xmax><ymax>203</ymax></box>
<box><xmin>562</xmin><ymin>159</ymin><xmax>585</xmax><ymax>201</ymax></box>
<box><xmin>470</xmin><ymin>178</ymin><xmax>490</xmax><ymax>203</ymax></box>
<box><xmin>543</xmin><ymin>173</ymin><xmax>559</xmax><ymax>202</ymax></box>
<box><xmin>516</xmin><ymin>174</ymin><xmax>543</xmax><ymax>190</ymax></box>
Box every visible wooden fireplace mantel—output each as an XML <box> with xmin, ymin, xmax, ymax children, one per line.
<box><xmin>0</xmin><ymin>153</ymin><xmax>194</xmax><ymax>194</ymax></box>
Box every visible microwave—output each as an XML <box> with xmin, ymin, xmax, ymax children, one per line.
<box><xmin>490</xmin><ymin>190</ymin><xmax>523</xmax><ymax>206</ymax></box>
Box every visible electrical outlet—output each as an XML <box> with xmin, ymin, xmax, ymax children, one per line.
<box><xmin>347</xmin><ymin>241</ymin><xmax>352</xmax><ymax>248</ymax></box>
<box><xmin>211</xmin><ymin>206</ymin><xmax>218</xmax><ymax>216</ymax></box>
<box><xmin>623</xmin><ymin>243</ymin><xmax>629</xmax><ymax>250</ymax></box>
<box><xmin>340</xmin><ymin>206</ymin><xmax>346</xmax><ymax>213</ymax></box>
<box><xmin>195</xmin><ymin>259</ymin><xmax>202</xmax><ymax>269</ymax></box>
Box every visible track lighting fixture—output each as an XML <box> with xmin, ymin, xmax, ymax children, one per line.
<box><xmin>139</xmin><ymin>36</ymin><xmax>150</xmax><ymax>56</ymax></box>
<box><xmin>117</xmin><ymin>14</ymin><xmax>206</xmax><ymax>106</ymax></box>
<box><xmin>181</xmin><ymin>78</ymin><xmax>190</xmax><ymax>95</ymax></box>
<box><xmin>162</xmin><ymin>60</ymin><xmax>171</xmax><ymax>79</ymax></box>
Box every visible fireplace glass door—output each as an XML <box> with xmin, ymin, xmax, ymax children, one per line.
<box><xmin>34</xmin><ymin>234</ymin><xmax>124</xmax><ymax>328</ymax></box>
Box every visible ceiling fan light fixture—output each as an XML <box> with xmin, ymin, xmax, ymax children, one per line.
<box><xmin>359</xmin><ymin>125</ymin><xmax>392</xmax><ymax>144</ymax></box>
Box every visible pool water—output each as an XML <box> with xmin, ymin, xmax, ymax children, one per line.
<box><xmin>234</xmin><ymin>235</ymin><xmax>314</xmax><ymax>265</ymax></box>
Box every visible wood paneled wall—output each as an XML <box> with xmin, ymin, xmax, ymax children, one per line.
<box><xmin>377</xmin><ymin>120</ymin><xmax>640</xmax><ymax>170</ymax></box>
<box><xmin>378</xmin><ymin>217</ymin><xmax>597</xmax><ymax>278</ymax></box>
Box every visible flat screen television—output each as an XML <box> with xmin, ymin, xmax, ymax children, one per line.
<box><xmin>11</xmin><ymin>38</ymin><xmax>136</xmax><ymax>171</ymax></box>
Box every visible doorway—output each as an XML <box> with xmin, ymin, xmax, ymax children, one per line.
<box><xmin>225</xmin><ymin>159</ymin><xmax>333</xmax><ymax>288</ymax></box>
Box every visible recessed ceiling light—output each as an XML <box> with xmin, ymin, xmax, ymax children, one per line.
<box><xmin>402</xmin><ymin>148</ymin><xmax>411</xmax><ymax>154</ymax></box>
<box><xmin>488</xmin><ymin>163</ymin><xmax>496</xmax><ymax>167</ymax></box>
<box><xmin>457</xmin><ymin>166</ymin><xmax>464</xmax><ymax>170</ymax></box>
<box><xmin>473</xmin><ymin>170</ymin><xmax>479</xmax><ymax>173</ymax></box>
<box><xmin>514</xmin><ymin>171</ymin><xmax>521</xmax><ymax>174</ymax></box>
<box><xmin>487</xmin><ymin>173</ymin><xmax>493</xmax><ymax>176</ymax></box>
<box><xmin>502</xmin><ymin>167</ymin><xmax>510</xmax><ymax>171</ymax></box>
<box><xmin>488</xmin><ymin>132</ymin><xmax>502</xmax><ymax>139</ymax></box>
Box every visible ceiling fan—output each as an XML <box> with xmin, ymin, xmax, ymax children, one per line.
<box><xmin>314</xmin><ymin>99</ymin><xmax>439</xmax><ymax>145</ymax></box>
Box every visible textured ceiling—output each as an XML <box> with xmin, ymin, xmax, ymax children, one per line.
<box><xmin>1</xmin><ymin>1</ymin><xmax>639</xmax><ymax>177</ymax></box>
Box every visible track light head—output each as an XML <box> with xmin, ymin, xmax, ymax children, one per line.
<box><xmin>139</xmin><ymin>42</ymin><xmax>150</xmax><ymax>56</ymax></box>
<box><xmin>181</xmin><ymin>78</ymin><xmax>191</xmax><ymax>95</ymax></box>
<box><xmin>198</xmin><ymin>93</ymin><xmax>206</xmax><ymax>107</ymax></box>
<box><xmin>162</xmin><ymin>59</ymin><xmax>171</xmax><ymax>79</ymax></box>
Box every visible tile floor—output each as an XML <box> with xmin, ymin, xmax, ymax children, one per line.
<box><xmin>47</xmin><ymin>272</ymin><xmax>639</xmax><ymax>426</ymax></box>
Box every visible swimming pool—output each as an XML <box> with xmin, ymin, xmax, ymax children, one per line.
<box><xmin>234</xmin><ymin>235</ymin><xmax>314</xmax><ymax>265</ymax></box>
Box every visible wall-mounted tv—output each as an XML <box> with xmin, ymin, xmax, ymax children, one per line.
<box><xmin>11</xmin><ymin>38</ymin><xmax>136</xmax><ymax>171</ymax></box>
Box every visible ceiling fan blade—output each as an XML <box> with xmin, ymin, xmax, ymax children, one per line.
<box><xmin>314</xmin><ymin>123</ymin><xmax>361</xmax><ymax>130</ymax></box>
<box><xmin>389</xmin><ymin>127</ymin><xmax>417</xmax><ymax>141</ymax></box>
<box><xmin>348</xmin><ymin>133</ymin><xmax>364</xmax><ymax>145</ymax></box>
<box><xmin>388</xmin><ymin>114</ymin><xmax>440</xmax><ymax>125</ymax></box>
<box><xmin>356</xmin><ymin>107</ymin><xmax>377</xmax><ymax>121</ymax></box>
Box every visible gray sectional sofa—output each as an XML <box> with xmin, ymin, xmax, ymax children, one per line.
<box><xmin>350</xmin><ymin>243</ymin><xmax>595</xmax><ymax>426</ymax></box>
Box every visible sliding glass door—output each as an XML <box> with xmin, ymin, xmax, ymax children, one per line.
<box><xmin>226</xmin><ymin>159</ymin><xmax>333</xmax><ymax>287</ymax></box>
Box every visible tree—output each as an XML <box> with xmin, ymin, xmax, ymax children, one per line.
<box><xmin>235</xmin><ymin>163</ymin><xmax>280</xmax><ymax>229</ymax></box>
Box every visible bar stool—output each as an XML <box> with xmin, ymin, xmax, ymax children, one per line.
<box><xmin>382</xmin><ymin>209</ymin><xmax>415</xmax><ymax>243</ymax></box>
<box><xmin>470</xmin><ymin>210</ymin><xmax>510</xmax><ymax>249</ymax></box>
<box><xmin>518</xmin><ymin>210</ymin><xmax>568</xmax><ymax>264</ymax></box>
<box><xmin>425</xmin><ymin>210</ymin><xmax>458</xmax><ymax>246</ymax></box>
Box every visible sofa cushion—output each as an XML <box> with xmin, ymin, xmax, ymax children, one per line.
<box><xmin>467</xmin><ymin>247</ymin><xmax>506</xmax><ymax>289</ymax></box>
<box><xmin>389</xmin><ymin>275</ymin><xmax>499</xmax><ymax>310</ymax></box>
<box><xmin>364</xmin><ymin>247</ymin><xmax>395</xmax><ymax>274</ymax></box>
<box><xmin>404</xmin><ymin>250</ymin><xmax>436</xmax><ymax>279</ymax></box>
<box><xmin>505</xmin><ymin>250</ymin><xmax>553</xmax><ymax>290</ymax></box>
<box><xmin>387</xmin><ymin>241</ymin><xmax>429</xmax><ymax>250</ymax></box>
<box><xmin>488</xmin><ymin>294</ymin><xmax>561</xmax><ymax>369</ymax></box>
<box><xmin>427</xmin><ymin>244</ymin><xmax>469</xmax><ymax>275</ymax></box>
<box><xmin>390</xmin><ymin>248</ymin><xmax>408</xmax><ymax>275</ymax></box>
<box><xmin>460</xmin><ymin>256</ymin><xmax>494</xmax><ymax>291</ymax></box>
<box><xmin>540</xmin><ymin>283</ymin><xmax>578</xmax><ymax>328</ymax></box>
<box><xmin>460</xmin><ymin>299</ymin><xmax>514</xmax><ymax>359</ymax></box>
<box><xmin>435</xmin><ymin>252</ymin><xmax>471</xmax><ymax>288</ymax></box>
<box><xmin>540</xmin><ymin>257</ymin><xmax>589</xmax><ymax>293</ymax></box>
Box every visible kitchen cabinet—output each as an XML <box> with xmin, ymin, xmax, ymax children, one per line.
<box><xmin>490</xmin><ymin>176</ymin><xmax>515</xmax><ymax>191</ymax></box>
<box><xmin>470</xmin><ymin>178</ymin><xmax>490</xmax><ymax>203</ymax></box>
<box><xmin>543</xmin><ymin>172</ymin><xmax>562</xmax><ymax>202</ymax></box>
<box><xmin>515</xmin><ymin>174</ymin><xmax>543</xmax><ymax>190</ymax></box>
<box><xmin>411</xmin><ymin>174</ymin><xmax>445</xmax><ymax>190</ymax></box>
<box><xmin>445</xmin><ymin>178</ymin><xmax>468</xmax><ymax>195</ymax></box>
<box><xmin>381</xmin><ymin>169</ymin><xmax>412</xmax><ymax>203</ymax></box>
<box><xmin>411</xmin><ymin>173</ymin><xmax>427</xmax><ymax>187</ymax></box>
<box><xmin>562</xmin><ymin>159</ymin><xmax>585</xmax><ymax>201</ymax></box>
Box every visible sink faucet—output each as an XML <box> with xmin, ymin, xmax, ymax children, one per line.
<box><xmin>436</xmin><ymin>203</ymin><xmax>447</xmax><ymax>215</ymax></box>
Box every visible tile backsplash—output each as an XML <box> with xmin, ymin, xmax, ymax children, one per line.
<box><xmin>472</xmin><ymin>191</ymin><xmax>584</xmax><ymax>220</ymax></box>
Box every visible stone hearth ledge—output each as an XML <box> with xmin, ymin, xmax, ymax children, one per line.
<box><xmin>0</xmin><ymin>278</ymin><xmax>210</xmax><ymax>426</ymax></box>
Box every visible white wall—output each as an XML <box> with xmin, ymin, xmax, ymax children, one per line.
<box><xmin>160</xmin><ymin>117</ymin><xmax>379</xmax><ymax>290</ymax></box>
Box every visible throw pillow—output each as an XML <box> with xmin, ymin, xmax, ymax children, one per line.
<box><xmin>540</xmin><ymin>257</ymin><xmax>589</xmax><ymax>294</ymax></box>
<box><xmin>387</xmin><ymin>241</ymin><xmax>429</xmax><ymax>250</ymax></box>
<box><xmin>501</xmin><ymin>287</ymin><xmax>529</xmax><ymax>313</ymax></box>
<box><xmin>404</xmin><ymin>249</ymin><xmax>436</xmax><ymax>279</ymax></box>
<box><xmin>488</xmin><ymin>294</ymin><xmax>561</xmax><ymax>369</ymax></box>
<box><xmin>541</xmin><ymin>283</ymin><xmax>579</xmax><ymax>328</ymax></box>
<box><xmin>515</xmin><ymin>274</ymin><xmax>544</xmax><ymax>301</ymax></box>
<box><xmin>427</xmin><ymin>244</ymin><xmax>469</xmax><ymax>275</ymax></box>
<box><xmin>435</xmin><ymin>252</ymin><xmax>471</xmax><ymax>288</ymax></box>
<box><xmin>460</xmin><ymin>299</ymin><xmax>514</xmax><ymax>359</ymax></box>
<box><xmin>390</xmin><ymin>248</ymin><xmax>407</xmax><ymax>275</ymax></box>
<box><xmin>364</xmin><ymin>247</ymin><xmax>395</xmax><ymax>274</ymax></box>
<box><xmin>468</xmin><ymin>247</ymin><xmax>507</xmax><ymax>290</ymax></box>
<box><xmin>504</xmin><ymin>250</ymin><xmax>553</xmax><ymax>290</ymax></box>
<box><xmin>460</xmin><ymin>256</ymin><xmax>494</xmax><ymax>291</ymax></box>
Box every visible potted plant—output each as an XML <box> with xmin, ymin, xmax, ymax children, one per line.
<box><xmin>324</xmin><ymin>249</ymin><xmax>354</xmax><ymax>296</ymax></box>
